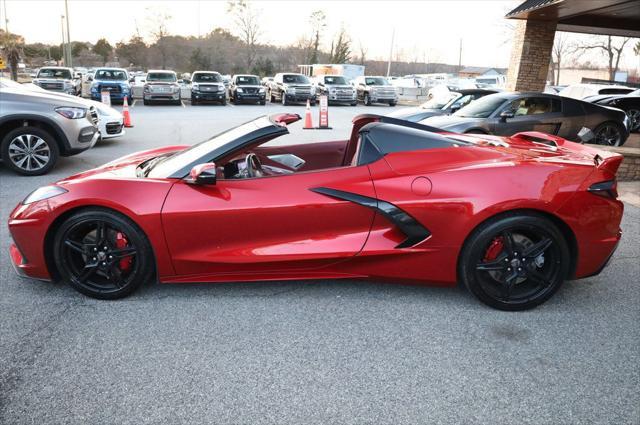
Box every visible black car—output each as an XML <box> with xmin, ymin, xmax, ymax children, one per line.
<box><xmin>229</xmin><ymin>74</ymin><xmax>266</xmax><ymax>105</ymax></box>
<box><xmin>422</xmin><ymin>92</ymin><xmax>630</xmax><ymax>146</ymax></box>
<box><xmin>584</xmin><ymin>89</ymin><xmax>640</xmax><ymax>132</ymax></box>
<box><xmin>388</xmin><ymin>89</ymin><xmax>498</xmax><ymax>122</ymax></box>
<box><xmin>190</xmin><ymin>71</ymin><xmax>227</xmax><ymax>105</ymax></box>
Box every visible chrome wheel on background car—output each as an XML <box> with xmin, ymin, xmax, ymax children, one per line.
<box><xmin>1</xmin><ymin>126</ymin><xmax>59</xmax><ymax>176</ymax></box>
<box><xmin>627</xmin><ymin>109</ymin><xmax>640</xmax><ymax>132</ymax></box>
<box><xmin>459</xmin><ymin>213</ymin><xmax>569</xmax><ymax>311</ymax></box>
<box><xmin>594</xmin><ymin>122</ymin><xmax>623</xmax><ymax>146</ymax></box>
<box><xmin>53</xmin><ymin>209</ymin><xmax>154</xmax><ymax>299</ymax></box>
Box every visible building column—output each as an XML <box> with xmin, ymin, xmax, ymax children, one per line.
<box><xmin>506</xmin><ymin>19</ymin><xmax>557</xmax><ymax>92</ymax></box>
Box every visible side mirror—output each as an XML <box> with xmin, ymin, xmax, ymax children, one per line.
<box><xmin>577</xmin><ymin>127</ymin><xmax>595</xmax><ymax>144</ymax></box>
<box><xmin>500</xmin><ymin>110</ymin><xmax>515</xmax><ymax>121</ymax></box>
<box><xmin>187</xmin><ymin>163</ymin><xmax>217</xmax><ymax>185</ymax></box>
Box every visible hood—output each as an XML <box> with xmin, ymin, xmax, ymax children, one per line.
<box><xmin>145</xmin><ymin>81</ymin><xmax>179</xmax><ymax>86</ymax></box>
<box><xmin>421</xmin><ymin>115</ymin><xmax>483</xmax><ymax>129</ymax></box>
<box><xmin>58</xmin><ymin>145</ymin><xmax>188</xmax><ymax>183</ymax></box>
<box><xmin>1</xmin><ymin>87</ymin><xmax>88</xmax><ymax>107</ymax></box>
<box><xmin>325</xmin><ymin>84</ymin><xmax>353</xmax><ymax>89</ymax></box>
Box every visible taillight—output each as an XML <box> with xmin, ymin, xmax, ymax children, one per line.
<box><xmin>588</xmin><ymin>179</ymin><xmax>618</xmax><ymax>199</ymax></box>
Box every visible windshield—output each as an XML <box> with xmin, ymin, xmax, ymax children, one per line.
<box><xmin>324</xmin><ymin>76</ymin><xmax>348</xmax><ymax>85</ymax></box>
<box><xmin>454</xmin><ymin>94</ymin><xmax>508</xmax><ymax>118</ymax></box>
<box><xmin>95</xmin><ymin>69</ymin><xmax>127</xmax><ymax>81</ymax></box>
<box><xmin>236</xmin><ymin>75</ymin><xmax>260</xmax><ymax>85</ymax></box>
<box><xmin>147</xmin><ymin>72</ymin><xmax>177</xmax><ymax>82</ymax></box>
<box><xmin>148</xmin><ymin>118</ymin><xmax>272</xmax><ymax>178</ymax></box>
<box><xmin>365</xmin><ymin>77</ymin><xmax>389</xmax><ymax>86</ymax></box>
<box><xmin>283</xmin><ymin>74</ymin><xmax>309</xmax><ymax>84</ymax></box>
<box><xmin>421</xmin><ymin>92</ymin><xmax>459</xmax><ymax>109</ymax></box>
<box><xmin>193</xmin><ymin>73</ymin><xmax>222</xmax><ymax>83</ymax></box>
<box><xmin>37</xmin><ymin>68</ymin><xmax>72</xmax><ymax>79</ymax></box>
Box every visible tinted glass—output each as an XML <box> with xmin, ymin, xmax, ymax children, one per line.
<box><xmin>324</xmin><ymin>76</ymin><xmax>348</xmax><ymax>85</ymax></box>
<box><xmin>37</xmin><ymin>68</ymin><xmax>72</xmax><ymax>79</ymax></box>
<box><xmin>506</xmin><ymin>97</ymin><xmax>560</xmax><ymax>116</ymax></box>
<box><xmin>283</xmin><ymin>74</ymin><xmax>309</xmax><ymax>84</ymax></box>
<box><xmin>365</xmin><ymin>77</ymin><xmax>389</xmax><ymax>85</ymax></box>
<box><xmin>95</xmin><ymin>69</ymin><xmax>127</xmax><ymax>80</ymax></box>
<box><xmin>599</xmin><ymin>88</ymin><xmax>634</xmax><ymax>95</ymax></box>
<box><xmin>193</xmin><ymin>73</ymin><xmax>222</xmax><ymax>83</ymax></box>
<box><xmin>235</xmin><ymin>75</ymin><xmax>260</xmax><ymax>85</ymax></box>
<box><xmin>147</xmin><ymin>72</ymin><xmax>177</xmax><ymax>82</ymax></box>
<box><xmin>454</xmin><ymin>94</ymin><xmax>507</xmax><ymax>118</ymax></box>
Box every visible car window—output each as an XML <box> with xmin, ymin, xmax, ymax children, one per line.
<box><xmin>37</xmin><ymin>68</ymin><xmax>72</xmax><ymax>79</ymax></box>
<box><xmin>95</xmin><ymin>70</ymin><xmax>127</xmax><ymax>80</ymax></box>
<box><xmin>599</xmin><ymin>88</ymin><xmax>633</xmax><ymax>95</ymax></box>
<box><xmin>283</xmin><ymin>74</ymin><xmax>309</xmax><ymax>84</ymax></box>
<box><xmin>365</xmin><ymin>77</ymin><xmax>388</xmax><ymax>85</ymax></box>
<box><xmin>324</xmin><ymin>76</ymin><xmax>348</xmax><ymax>85</ymax></box>
<box><xmin>449</xmin><ymin>94</ymin><xmax>473</xmax><ymax>109</ymax></box>
<box><xmin>193</xmin><ymin>73</ymin><xmax>222</xmax><ymax>83</ymax></box>
<box><xmin>454</xmin><ymin>94</ymin><xmax>507</xmax><ymax>118</ymax></box>
<box><xmin>506</xmin><ymin>97</ymin><xmax>559</xmax><ymax>116</ymax></box>
<box><xmin>235</xmin><ymin>75</ymin><xmax>260</xmax><ymax>85</ymax></box>
<box><xmin>147</xmin><ymin>72</ymin><xmax>177</xmax><ymax>82</ymax></box>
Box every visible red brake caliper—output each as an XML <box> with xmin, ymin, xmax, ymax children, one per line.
<box><xmin>484</xmin><ymin>237</ymin><xmax>504</xmax><ymax>261</ymax></box>
<box><xmin>115</xmin><ymin>232</ymin><xmax>133</xmax><ymax>272</ymax></box>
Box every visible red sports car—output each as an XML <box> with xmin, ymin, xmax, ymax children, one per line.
<box><xmin>8</xmin><ymin>114</ymin><xmax>623</xmax><ymax>310</ymax></box>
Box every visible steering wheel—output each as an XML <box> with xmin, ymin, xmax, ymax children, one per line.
<box><xmin>245</xmin><ymin>153</ymin><xmax>265</xmax><ymax>178</ymax></box>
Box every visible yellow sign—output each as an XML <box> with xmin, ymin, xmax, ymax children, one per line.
<box><xmin>0</xmin><ymin>57</ymin><xmax>6</xmax><ymax>69</ymax></box>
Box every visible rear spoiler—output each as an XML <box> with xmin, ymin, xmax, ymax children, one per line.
<box><xmin>512</xmin><ymin>131</ymin><xmax>623</xmax><ymax>175</ymax></box>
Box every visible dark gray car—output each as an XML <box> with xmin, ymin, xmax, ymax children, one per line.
<box><xmin>421</xmin><ymin>92</ymin><xmax>630</xmax><ymax>146</ymax></box>
<box><xmin>388</xmin><ymin>89</ymin><xmax>498</xmax><ymax>122</ymax></box>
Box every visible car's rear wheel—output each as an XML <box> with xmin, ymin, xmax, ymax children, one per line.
<box><xmin>364</xmin><ymin>93</ymin><xmax>371</xmax><ymax>106</ymax></box>
<box><xmin>594</xmin><ymin>122</ymin><xmax>624</xmax><ymax>146</ymax></box>
<box><xmin>282</xmin><ymin>91</ymin><xmax>288</xmax><ymax>106</ymax></box>
<box><xmin>53</xmin><ymin>209</ymin><xmax>154</xmax><ymax>299</ymax></box>
<box><xmin>626</xmin><ymin>108</ymin><xmax>640</xmax><ymax>132</ymax></box>
<box><xmin>1</xmin><ymin>126</ymin><xmax>59</xmax><ymax>176</ymax></box>
<box><xmin>459</xmin><ymin>213</ymin><xmax>569</xmax><ymax>311</ymax></box>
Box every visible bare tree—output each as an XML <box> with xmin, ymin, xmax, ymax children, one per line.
<box><xmin>146</xmin><ymin>8</ymin><xmax>172</xmax><ymax>69</ymax></box>
<box><xmin>329</xmin><ymin>27</ymin><xmax>351</xmax><ymax>64</ymax></box>
<box><xmin>574</xmin><ymin>35</ymin><xmax>632</xmax><ymax>80</ymax></box>
<box><xmin>551</xmin><ymin>32</ymin><xmax>572</xmax><ymax>85</ymax></box>
<box><xmin>227</xmin><ymin>0</ymin><xmax>262</xmax><ymax>69</ymax></box>
<box><xmin>357</xmin><ymin>40</ymin><xmax>367</xmax><ymax>66</ymax></box>
<box><xmin>309</xmin><ymin>10</ymin><xmax>326</xmax><ymax>64</ymax></box>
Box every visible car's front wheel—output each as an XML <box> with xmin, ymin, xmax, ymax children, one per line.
<box><xmin>458</xmin><ymin>213</ymin><xmax>570</xmax><ymax>311</ymax></box>
<box><xmin>593</xmin><ymin>122</ymin><xmax>624</xmax><ymax>146</ymax></box>
<box><xmin>625</xmin><ymin>108</ymin><xmax>640</xmax><ymax>132</ymax></box>
<box><xmin>53</xmin><ymin>209</ymin><xmax>155</xmax><ymax>299</ymax></box>
<box><xmin>1</xmin><ymin>126</ymin><xmax>59</xmax><ymax>175</ymax></box>
<box><xmin>364</xmin><ymin>93</ymin><xmax>371</xmax><ymax>106</ymax></box>
<box><xmin>282</xmin><ymin>91</ymin><xmax>288</xmax><ymax>106</ymax></box>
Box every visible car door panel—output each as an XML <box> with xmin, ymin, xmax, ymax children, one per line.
<box><xmin>161</xmin><ymin>166</ymin><xmax>376</xmax><ymax>277</ymax></box>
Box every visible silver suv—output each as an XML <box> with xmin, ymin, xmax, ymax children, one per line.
<box><xmin>0</xmin><ymin>88</ymin><xmax>99</xmax><ymax>175</ymax></box>
<box><xmin>354</xmin><ymin>76</ymin><xmax>398</xmax><ymax>106</ymax></box>
<box><xmin>32</xmin><ymin>66</ymin><xmax>80</xmax><ymax>95</ymax></box>
<box><xmin>143</xmin><ymin>70</ymin><xmax>181</xmax><ymax>105</ymax></box>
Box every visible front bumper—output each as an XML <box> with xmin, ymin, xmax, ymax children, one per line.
<box><xmin>8</xmin><ymin>202</ymin><xmax>54</xmax><ymax>281</ymax></box>
<box><xmin>285</xmin><ymin>93</ymin><xmax>316</xmax><ymax>103</ymax></box>
<box><xmin>91</xmin><ymin>92</ymin><xmax>130</xmax><ymax>102</ymax></box>
<box><xmin>144</xmin><ymin>92</ymin><xmax>180</xmax><ymax>101</ymax></box>
<box><xmin>99</xmin><ymin>119</ymin><xmax>125</xmax><ymax>140</ymax></box>
<box><xmin>369</xmin><ymin>94</ymin><xmax>398</xmax><ymax>103</ymax></box>
<box><xmin>235</xmin><ymin>92</ymin><xmax>266</xmax><ymax>102</ymax></box>
<box><xmin>192</xmin><ymin>90</ymin><xmax>226</xmax><ymax>101</ymax></box>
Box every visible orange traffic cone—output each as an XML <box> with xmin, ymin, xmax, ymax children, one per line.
<box><xmin>303</xmin><ymin>99</ymin><xmax>313</xmax><ymax>130</ymax></box>
<box><xmin>122</xmin><ymin>97</ymin><xmax>133</xmax><ymax>128</ymax></box>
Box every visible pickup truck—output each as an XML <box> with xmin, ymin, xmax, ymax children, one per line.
<box><xmin>354</xmin><ymin>75</ymin><xmax>398</xmax><ymax>106</ymax></box>
<box><xmin>32</xmin><ymin>66</ymin><xmax>80</xmax><ymax>96</ymax></box>
<box><xmin>314</xmin><ymin>75</ymin><xmax>357</xmax><ymax>106</ymax></box>
<box><xmin>87</xmin><ymin>67</ymin><xmax>132</xmax><ymax>104</ymax></box>
<box><xmin>269</xmin><ymin>73</ymin><xmax>316</xmax><ymax>106</ymax></box>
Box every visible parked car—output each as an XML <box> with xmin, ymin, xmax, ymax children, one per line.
<box><xmin>221</xmin><ymin>75</ymin><xmax>231</xmax><ymax>89</ymax></box>
<box><xmin>9</xmin><ymin>113</ymin><xmax>624</xmax><ymax>311</ymax></box>
<box><xmin>130</xmin><ymin>74</ymin><xmax>146</xmax><ymax>99</ymax></box>
<box><xmin>559</xmin><ymin>84</ymin><xmax>634</xmax><ymax>100</ymax></box>
<box><xmin>86</xmin><ymin>67</ymin><xmax>131</xmax><ymax>104</ymax></box>
<box><xmin>261</xmin><ymin>77</ymin><xmax>273</xmax><ymax>87</ymax></box>
<box><xmin>229</xmin><ymin>74</ymin><xmax>266</xmax><ymax>105</ymax></box>
<box><xmin>80</xmin><ymin>71</ymin><xmax>95</xmax><ymax>98</ymax></box>
<box><xmin>190</xmin><ymin>71</ymin><xmax>227</xmax><ymax>105</ymax></box>
<box><xmin>32</xmin><ymin>66</ymin><xmax>80</xmax><ymax>95</ymax></box>
<box><xmin>1</xmin><ymin>78</ymin><xmax>124</xmax><ymax>142</ymax></box>
<box><xmin>0</xmin><ymin>87</ymin><xmax>99</xmax><ymax>175</ymax></box>
<box><xmin>354</xmin><ymin>76</ymin><xmax>398</xmax><ymax>106</ymax></box>
<box><xmin>268</xmin><ymin>73</ymin><xmax>316</xmax><ymax>105</ymax></box>
<box><xmin>314</xmin><ymin>75</ymin><xmax>357</xmax><ymax>106</ymax></box>
<box><xmin>584</xmin><ymin>88</ymin><xmax>640</xmax><ymax>132</ymax></box>
<box><xmin>389</xmin><ymin>89</ymin><xmax>498</xmax><ymax>122</ymax></box>
<box><xmin>422</xmin><ymin>92</ymin><xmax>630</xmax><ymax>146</ymax></box>
<box><xmin>143</xmin><ymin>70</ymin><xmax>181</xmax><ymax>105</ymax></box>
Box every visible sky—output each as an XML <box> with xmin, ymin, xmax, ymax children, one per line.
<box><xmin>2</xmin><ymin>0</ymin><xmax>639</xmax><ymax>71</ymax></box>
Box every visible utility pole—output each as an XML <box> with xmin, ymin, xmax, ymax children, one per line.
<box><xmin>64</xmin><ymin>0</ymin><xmax>72</xmax><ymax>67</ymax></box>
<box><xmin>60</xmin><ymin>15</ymin><xmax>65</xmax><ymax>65</ymax></box>
<box><xmin>458</xmin><ymin>38</ymin><xmax>463</xmax><ymax>71</ymax></box>
<box><xmin>3</xmin><ymin>0</ymin><xmax>8</xmax><ymax>34</ymax></box>
<box><xmin>386</xmin><ymin>28</ymin><xmax>395</xmax><ymax>77</ymax></box>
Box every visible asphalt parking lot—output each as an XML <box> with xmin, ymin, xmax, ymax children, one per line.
<box><xmin>1</xmin><ymin>102</ymin><xmax>639</xmax><ymax>424</ymax></box>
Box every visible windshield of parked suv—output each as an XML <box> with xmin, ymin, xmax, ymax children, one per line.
<box><xmin>193</xmin><ymin>73</ymin><xmax>222</xmax><ymax>83</ymax></box>
<box><xmin>453</xmin><ymin>94</ymin><xmax>507</xmax><ymax>118</ymax></box>
<box><xmin>147</xmin><ymin>72</ymin><xmax>177</xmax><ymax>82</ymax></box>
<box><xmin>283</xmin><ymin>74</ymin><xmax>309</xmax><ymax>84</ymax></box>
<box><xmin>236</xmin><ymin>75</ymin><xmax>260</xmax><ymax>85</ymax></box>
<box><xmin>37</xmin><ymin>68</ymin><xmax>72</xmax><ymax>79</ymax></box>
<box><xmin>365</xmin><ymin>77</ymin><xmax>389</xmax><ymax>85</ymax></box>
<box><xmin>324</xmin><ymin>76</ymin><xmax>348</xmax><ymax>85</ymax></box>
<box><xmin>95</xmin><ymin>69</ymin><xmax>127</xmax><ymax>80</ymax></box>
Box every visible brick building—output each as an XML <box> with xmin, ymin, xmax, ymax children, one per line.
<box><xmin>505</xmin><ymin>0</ymin><xmax>640</xmax><ymax>92</ymax></box>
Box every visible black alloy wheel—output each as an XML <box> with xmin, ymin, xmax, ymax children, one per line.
<box><xmin>459</xmin><ymin>213</ymin><xmax>569</xmax><ymax>311</ymax></box>
<box><xmin>53</xmin><ymin>209</ymin><xmax>154</xmax><ymax>299</ymax></box>
<box><xmin>626</xmin><ymin>109</ymin><xmax>640</xmax><ymax>132</ymax></box>
<box><xmin>594</xmin><ymin>122</ymin><xmax>623</xmax><ymax>146</ymax></box>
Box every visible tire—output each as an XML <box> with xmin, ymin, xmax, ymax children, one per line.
<box><xmin>625</xmin><ymin>108</ymin><xmax>640</xmax><ymax>132</ymax></box>
<box><xmin>126</xmin><ymin>97</ymin><xmax>133</xmax><ymax>106</ymax></box>
<box><xmin>191</xmin><ymin>96</ymin><xmax>198</xmax><ymax>105</ymax></box>
<box><xmin>364</xmin><ymin>93</ymin><xmax>371</xmax><ymax>106</ymax></box>
<box><xmin>351</xmin><ymin>102</ymin><xmax>358</xmax><ymax>106</ymax></box>
<box><xmin>221</xmin><ymin>97</ymin><xmax>227</xmax><ymax>106</ymax></box>
<box><xmin>53</xmin><ymin>208</ymin><xmax>155</xmax><ymax>300</ymax></box>
<box><xmin>310</xmin><ymin>101</ymin><xmax>317</xmax><ymax>106</ymax></box>
<box><xmin>1</xmin><ymin>126</ymin><xmax>59</xmax><ymax>176</ymax></box>
<box><xmin>260</xmin><ymin>100</ymin><xmax>266</xmax><ymax>106</ymax></box>
<box><xmin>282</xmin><ymin>91</ymin><xmax>288</xmax><ymax>106</ymax></box>
<box><xmin>593</xmin><ymin>121</ymin><xmax>624</xmax><ymax>146</ymax></box>
<box><xmin>269</xmin><ymin>90</ymin><xmax>275</xmax><ymax>103</ymax></box>
<box><xmin>143</xmin><ymin>99</ymin><xmax>150</xmax><ymax>106</ymax></box>
<box><xmin>389</xmin><ymin>101</ymin><xmax>397</xmax><ymax>107</ymax></box>
<box><xmin>174</xmin><ymin>99</ymin><xmax>182</xmax><ymax>106</ymax></box>
<box><xmin>458</xmin><ymin>212</ymin><xmax>570</xmax><ymax>311</ymax></box>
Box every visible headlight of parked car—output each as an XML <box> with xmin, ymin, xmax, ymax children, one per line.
<box><xmin>259</xmin><ymin>88</ymin><xmax>265</xmax><ymax>93</ymax></box>
<box><xmin>310</xmin><ymin>87</ymin><xmax>316</xmax><ymax>95</ymax></box>
<box><xmin>288</xmin><ymin>87</ymin><xmax>296</xmax><ymax>95</ymax></box>
<box><xmin>55</xmin><ymin>106</ymin><xmax>87</xmax><ymax>119</ymax></box>
<box><xmin>143</xmin><ymin>85</ymin><xmax>150</xmax><ymax>93</ymax></box>
<box><xmin>191</xmin><ymin>83</ymin><xmax>199</xmax><ymax>91</ymax></box>
<box><xmin>23</xmin><ymin>185</ymin><xmax>68</xmax><ymax>205</ymax></box>
<box><xmin>237</xmin><ymin>88</ymin><xmax>244</xmax><ymax>93</ymax></box>
<box><xmin>172</xmin><ymin>85</ymin><xmax>180</xmax><ymax>92</ymax></box>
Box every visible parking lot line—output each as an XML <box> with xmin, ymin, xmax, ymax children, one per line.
<box><xmin>131</xmin><ymin>99</ymin><xmax>137</xmax><ymax>108</ymax></box>
<box><xmin>181</xmin><ymin>101</ymin><xmax>185</xmax><ymax>108</ymax></box>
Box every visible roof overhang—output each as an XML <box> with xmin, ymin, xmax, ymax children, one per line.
<box><xmin>506</xmin><ymin>0</ymin><xmax>640</xmax><ymax>37</ymax></box>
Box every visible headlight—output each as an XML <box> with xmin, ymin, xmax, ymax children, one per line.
<box><xmin>288</xmin><ymin>87</ymin><xmax>296</xmax><ymax>95</ymax></box>
<box><xmin>143</xmin><ymin>85</ymin><xmax>150</xmax><ymax>93</ymax></box>
<box><xmin>55</xmin><ymin>107</ymin><xmax>87</xmax><ymax>119</ymax></box>
<box><xmin>172</xmin><ymin>85</ymin><xmax>179</xmax><ymax>92</ymax></box>
<box><xmin>192</xmin><ymin>83</ymin><xmax>199</xmax><ymax>90</ymax></box>
<box><xmin>63</xmin><ymin>81</ymin><xmax>73</xmax><ymax>88</ymax></box>
<box><xmin>237</xmin><ymin>87</ymin><xmax>244</xmax><ymax>93</ymax></box>
<box><xmin>310</xmin><ymin>87</ymin><xmax>316</xmax><ymax>95</ymax></box>
<box><xmin>23</xmin><ymin>185</ymin><xmax>68</xmax><ymax>205</ymax></box>
<box><xmin>259</xmin><ymin>88</ymin><xmax>265</xmax><ymax>93</ymax></box>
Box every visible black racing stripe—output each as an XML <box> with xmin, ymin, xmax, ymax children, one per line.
<box><xmin>310</xmin><ymin>187</ymin><xmax>431</xmax><ymax>249</ymax></box>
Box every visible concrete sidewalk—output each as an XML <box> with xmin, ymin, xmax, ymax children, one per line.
<box><xmin>619</xmin><ymin>181</ymin><xmax>640</xmax><ymax>207</ymax></box>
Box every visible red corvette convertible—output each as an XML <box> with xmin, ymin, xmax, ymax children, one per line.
<box><xmin>8</xmin><ymin>113</ymin><xmax>623</xmax><ymax>310</ymax></box>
